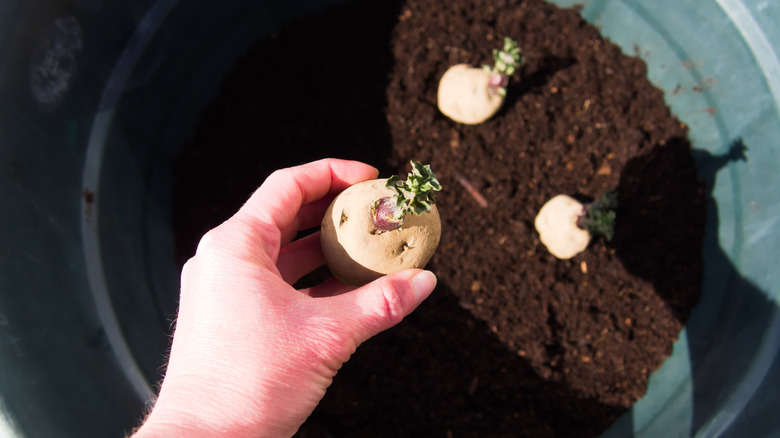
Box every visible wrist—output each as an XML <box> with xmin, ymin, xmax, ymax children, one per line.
<box><xmin>132</xmin><ymin>413</ymin><xmax>204</xmax><ymax>437</ymax></box>
<box><xmin>131</xmin><ymin>383</ymin><xmax>271</xmax><ymax>438</ymax></box>
<box><xmin>133</xmin><ymin>403</ymin><xmax>273</xmax><ymax>438</ymax></box>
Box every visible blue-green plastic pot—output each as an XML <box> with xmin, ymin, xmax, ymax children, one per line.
<box><xmin>1</xmin><ymin>0</ymin><xmax>778</xmax><ymax>436</ymax></box>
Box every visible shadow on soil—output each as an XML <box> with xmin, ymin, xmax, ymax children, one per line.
<box><xmin>171</xmin><ymin>0</ymin><xmax>401</xmax><ymax>267</ymax></box>
<box><xmin>612</xmin><ymin>137</ymin><xmax>706</xmax><ymax>323</ymax></box>
<box><xmin>299</xmin><ymin>282</ymin><xmax>626</xmax><ymax>438</ymax></box>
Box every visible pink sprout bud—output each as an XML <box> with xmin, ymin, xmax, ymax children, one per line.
<box><xmin>488</xmin><ymin>72</ymin><xmax>509</xmax><ymax>89</ymax></box>
<box><xmin>371</xmin><ymin>196</ymin><xmax>403</xmax><ymax>233</ymax></box>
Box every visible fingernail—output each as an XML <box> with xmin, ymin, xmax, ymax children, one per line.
<box><xmin>411</xmin><ymin>270</ymin><xmax>437</xmax><ymax>306</ymax></box>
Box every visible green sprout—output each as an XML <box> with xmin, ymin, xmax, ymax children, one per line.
<box><xmin>577</xmin><ymin>190</ymin><xmax>618</xmax><ymax>240</ymax></box>
<box><xmin>483</xmin><ymin>37</ymin><xmax>524</xmax><ymax>97</ymax></box>
<box><xmin>371</xmin><ymin>161</ymin><xmax>442</xmax><ymax>233</ymax></box>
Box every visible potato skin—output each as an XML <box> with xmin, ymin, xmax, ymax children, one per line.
<box><xmin>437</xmin><ymin>64</ymin><xmax>505</xmax><ymax>125</ymax></box>
<box><xmin>320</xmin><ymin>179</ymin><xmax>441</xmax><ymax>286</ymax></box>
<box><xmin>534</xmin><ymin>194</ymin><xmax>591</xmax><ymax>259</ymax></box>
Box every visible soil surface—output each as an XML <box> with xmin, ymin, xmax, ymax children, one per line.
<box><xmin>172</xmin><ymin>0</ymin><xmax>705</xmax><ymax>436</ymax></box>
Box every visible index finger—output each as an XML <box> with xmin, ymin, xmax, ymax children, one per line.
<box><xmin>236</xmin><ymin>158</ymin><xmax>379</xmax><ymax>248</ymax></box>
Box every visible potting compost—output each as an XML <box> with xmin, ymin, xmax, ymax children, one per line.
<box><xmin>172</xmin><ymin>0</ymin><xmax>705</xmax><ymax>436</ymax></box>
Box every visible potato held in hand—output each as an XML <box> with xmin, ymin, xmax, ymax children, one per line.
<box><xmin>321</xmin><ymin>162</ymin><xmax>442</xmax><ymax>286</ymax></box>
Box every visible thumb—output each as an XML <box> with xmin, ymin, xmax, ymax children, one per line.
<box><xmin>330</xmin><ymin>269</ymin><xmax>437</xmax><ymax>346</ymax></box>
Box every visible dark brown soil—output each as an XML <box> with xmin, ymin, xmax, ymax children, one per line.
<box><xmin>171</xmin><ymin>0</ymin><xmax>705</xmax><ymax>436</ymax></box>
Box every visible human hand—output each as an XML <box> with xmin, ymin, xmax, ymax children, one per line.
<box><xmin>133</xmin><ymin>159</ymin><xmax>437</xmax><ymax>437</ymax></box>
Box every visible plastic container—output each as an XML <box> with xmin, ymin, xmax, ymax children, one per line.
<box><xmin>1</xmin><ymin>0</ymin><xmax>778</xmax><ymax>436</ymax></box>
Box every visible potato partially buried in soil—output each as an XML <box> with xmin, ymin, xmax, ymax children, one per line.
<box><xmin>321</xmin><ymin>179</ymin><xmax>441</xmax><ymax>286</ymax></box>
<box><xmin>437</xmin><ymin>64</ymin><xmax>505</xmax><ymax>125</ymax></box>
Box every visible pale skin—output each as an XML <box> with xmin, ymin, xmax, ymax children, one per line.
<box><xmin>132</xmin><ymin>159</ymin><xmax>437</xmax><ymax>437</ymax></box>
<box><xmin>534</xmin><ymin>194</ymin><xmax>591</xmax><ymax>259</ymax></box>
<box><xmin>321</xmin><ymin>178</ymin><xmax>441</xmax><ymax>286</ymax></box>
<box><xmin>437</xmin><ymin>64</ymin><xmax>505</xmax><ymax>125</ymax></box>
<box><xmin>437</xmin><ymin>37</ymin><xmax>522</xmax><ymax>125</ymax></box>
